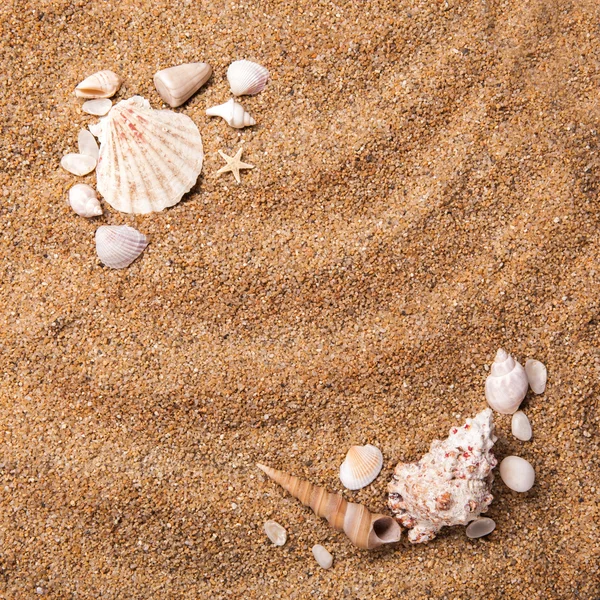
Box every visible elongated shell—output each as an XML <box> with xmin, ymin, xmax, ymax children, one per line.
<box><xmin>68</xmin><ymin>183</ymin><xmax>102</xmax><ymax>217</ymax></box>
<box><xmin>257</xmin><ymin>463</ymin><xmax>400</xmax><ymax>550</ymax></box>
<box><xmin>206</xmin><ymin>98</ymin><xmax>256</xmax><ymax>128</ymax></box>
<box><xmin>227</xmin><ymin>60</ymin><xmax>269</xmax><ymax>96</ymax></box>
<box><xmin>95</xmin><ymin>225</ymin><xmax>148</xmax><ymax>269</ymax></box>
<box><xmin>94</xmin><ymin>96</ymin><xmax>204</xmax><ymax>214</ymax></box>
<box><xmin>339</xmin><ymin>445</ymin><xmax>383</xmax><ymax>490</ymax></box>
<box><xmin>75</xmin><ymin>70</ymin><xmax>122</xmax><ymax>99</ymax></box>
<box><xmin>154</xmin><ymin>62</ymin><xmax>212</xmax><ymax>108</ymax></box>
<box><xmin>485</xmin><ymin>349</ymin><xmax>529</xmax><ymax>414</ymax></box>
<box><xmin>525</xmin><ymin>359</ymin><xmax>547</xmax><ymax>394</ymax></box>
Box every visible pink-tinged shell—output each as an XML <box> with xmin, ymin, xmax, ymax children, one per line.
<box><xmin>227</xmin><ymin>60</ymin><xmax>269</xmax><ymax>96</ymax></box>
<box><xmin>339</xmin><ymin>444</ymin><xmax>383</xmax><ymax>490</ymax></box>
<box><xmin>95</xmin><ymin>225</ymin><xmax>148</xmax><ymax>269</ymax></box>
<box><xmin>75</xmin><ymin>70</ymin><xmax>122</xmax><ymax>99</ymax></box>
<box><xmin>68</xmin><ymin>183</ymin><xmax>102</xmax><ymax>217</ymax></box>
<box><xmin>485</xmin><ymin>349</ymin><xmax>528</xmax><ymax>414</ymax></box>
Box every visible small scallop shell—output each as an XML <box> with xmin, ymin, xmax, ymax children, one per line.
<box><xmin>525</xmin><ymin>359</ymin><xmax>547</xmax><ymax>394</ymax></box>
<box><xmin>60</xmin><ymin>153</ymin><xmax>96</xmax><ymax>176</ymax></box>
<box><xmin>485</xmin><ymin>349</ymin><xmax>529</xmax><ymax>414</ymax></box>
<box><xmin>206</xmin><ymin>98</ymin><xmax>256</xmax><ymax>128</ymax></box>
<box><xmin>75</xmin><ymin>70</ymin><xmax>122</xmax><ymax>99</ymax></box>
<box><xmin>78</xmin><ymin>129</ymin><xmax>99</xmax><ymax>161</ymax></box>
<box><xmin>68</xmin><ymin>183</ymin><xmax>102</xmax><ymax>217</ymax></box>
<box><xmin>263</xmin><ymin>520</ymin><xmax>287</xmax><ymax>546</ymax></box>
<box><xmin>82</xmin><ymin>99</ymin><xmax>112</xmax><ymax>116</ymax></box>
<box><xmin>95</xmin><ymin>225</ymin><xmax>149</xmax><ymax>269</ymax></box>
<box><xmin>154</xmin><ymin>62</ymin><xmax>212</xmax><ymax>108</ymax></box>
<box><xmin>499</xmin><ymin>456</ymin><xmax>535</xmax><ymax>492</ymax></box>
<box><xmin>466</xmin><ymin>517</ymin><xmax>496</xmax><ymax>539</ymax></box>
<box><xmin>312</xmin><ymin>545</ymin><xmax>333</xmax><ymax>569</ymax></box>
<box><xmin>339</xmin><ymin>444</ymin><xmax>383</xmax><ymax>490</ymax></box>
<box><xmin>227</xmin><ymin>60</ymin><xmax>269</xmax><ymax>96</ymax></box>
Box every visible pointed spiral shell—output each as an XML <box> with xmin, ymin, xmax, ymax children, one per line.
<box><xmin>485</xmin><ymin>349</ymin><xmax>529</xmax><ymax>414</ymax></box>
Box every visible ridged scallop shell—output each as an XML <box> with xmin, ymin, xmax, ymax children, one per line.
<box><xmin>95</xmin><ymin>225</ymin><xmax>149</xmax><ymax>269</ymax></box>
<box><xmin>485</xmin><ymin>349</ymin><xmax>529</xmax><ymax>414</ymax></box>
<box><xmin>68</xmin><ymin>183</ymin><xmax>102</xmax><ymax>217</ymax></box>
<box><xmin>339</xmin><ymin>444</ymin><xmax>383</xmax><ymax>490</ymax></box>
<box><xmin>227</xmin><ymin>60</ymin><xmax>269</xmax><ymax>96</ymax></box>
<box><xmin>75</xmin><ymin>70</ymin><xmax>122</xmax><ymax>99</ymax></box>
<box><xmin>94</xmin><ymin>96</ymin><xmax>204</xmax><ymax>214</ymax></box>
<box><xmin>154</xmin><ymin>62</ymin><xmax>212</xmax><ymax>107</ymax></box>
<box><xmin>205</xmin><ymin>98</ymin><xmax>256</xmax><ymax>128</ymax></box>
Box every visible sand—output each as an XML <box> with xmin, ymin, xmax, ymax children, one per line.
<box><xmin>1</xmin><ymin>0</ymin><xmax>599</xmax><ymax>598</ymax></box>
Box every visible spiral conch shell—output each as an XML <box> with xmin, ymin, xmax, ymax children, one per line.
<box><xmin>257</xmin><ymin>463</ymin><xmax>401</xmax><ymax>550</ymax></box>
<box><xmin>485</xmin><ymin>348</ymin><xmax>529</xmax><ymax>414</ymax></box>
<box><xmin>206</xmin><ymin>98</ymin><xmax>256</xmax><ymax>128</ymax></box>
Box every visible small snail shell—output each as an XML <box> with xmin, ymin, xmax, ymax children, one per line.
<box><xmin>68</xmin><ymin>184</ymin><xmax>102</xmax><ymax>218</ymax></box>
<box><xmin>485</xmin><ymin>349</ymin><xmax>529</xmax><ymax>414</ymax></box>
<box><xmin>205</xmin><ymin>98</ymin><xmax>256</xmax><ymax>128</ymax></box>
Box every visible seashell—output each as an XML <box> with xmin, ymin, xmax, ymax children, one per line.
<box><xmin>75</xmin><ymin>70</ymin><xmax>122</xmax><ymax>99</ymax></box>
<box><xmin>388</xmin><ymin>409</ymin><xmax>497</xmax><ymax>544</ymax></box>
<box><xmin>95</xmin><ymin>225</ymin><xmax>149</xmax><ymax>269</ymax></box>
<box><xmin>485</xmin><ymin>349</ymin><xmax>529</xmax><ymax>414</ymax></box>
<box><xmin>68</xmin><ymin>183</ymin><xmax>102</xmax><ymax>217</ymax></box>
<box><xmin>466</xmin><ymin>517</ymin><xmax>496</xmax><ymax>539</ymax></box>
<box><xmin>263</xmin><ymin>520</ymin><xmax>287</xmax><ymax>546</ymax></box>
<box><xmin>154</xmin><ymin>62</ymin><xmax>212</xmax><ymax>108</ymax></box>
<box><xmin>511</xmin><ymin>411</ymin><xmax>532</xmax><ymax>441</ymax></box>
<box><xmin>93</xmin><ymin>96</ymin><xmax>204</xmax><ymax>214</ymax></box>
<box><xmin>525</xmin><ymin>359</ymin><xmax>547</xmax><ymax>394</ymax></box>
<box><xmin>339</xmin><ymin>444</ymin><xmax>383</xmax><ymax>490</ymax></box>
<box><xmin>312</xmin><ymin>545</ymin><xmax>333</xmax><ymax>569</ymax></box>
<box><xmin>499</xmin><ymin>455</ymin><xmax>535</xmax><ymax>492</ymax></box>
<box><xmin>257</xmin><ymin>463</ymin><xmax>401</xmax><ymax>550</ymax></box>
<box><xmin>227</xmin><ymin>60</ymin><xmax>269</xmax><ymax>96</ymax></box>
<box><xmin>206</xmin><ymin>98</ymin><xmax>256</xmax><ymax>128</ymax></box>
<box><xmin>82</xmin><ymin>99</ymin><xmax>112</xmax><ymax>116</ymax></box>
<box><xmin>78</xmin><ymin>129</ymin><xmax>99</xmax><ymax>161</ymax></box>
<box><xmin>60</xmin><ymin>153</ymin><xmax>96</xmax><ymax>176</ymax></box>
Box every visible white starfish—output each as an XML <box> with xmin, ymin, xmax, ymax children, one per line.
<box><xmin>216</xmin><ymin>148</ymin><xmax>254</xmax><ymax>184</ymax></box>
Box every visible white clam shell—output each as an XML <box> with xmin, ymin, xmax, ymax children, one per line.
<box><xmin>499</xmin><ymin>456</ymin><xmax>535</xmax><ymax>492</ymax></box>
<box><xmin>227</xmin><ymin>60</ymin><xmax>269</xmax><ymax>96</ymax></box>
<box><xmin>95</xmin><ymin>225</ymin><xmax>149</xmax><ymax>269</ymax></box>
<box><xmin>339</xmin><ymin>444</ymin><xmax>383</xmax><ymax>490</ymax></box>
<box><xmin>312</xmin><ymin>544</ymin><xmax>333</xmax><ymax>569</ymax></box>
<box><xmin>75</xmin><ymin>69</ymin><xmax>122</xmax><ymax>99</ymax></box>
<box><xmin>154</xmin><ymin>62</ymin><xmax>212</xmax><ymax>108</ymax></box>
<box><xmin>78</xmin><ymin>129</ymin><xmax>99</xmax><ymax>161</ymax></box>
<box><xmin>466</xmin><ymin>517</ymin><xmax>496</xmax><ymax>539</ymax></box>
<box><xmin>206</xmin><ymin>98</ymin><xmax>256</xmax><ymax>128</ymax></box>
<box><xmin>511</xmin><ymin>411</ymin><xmax>532</xmax><ymax>441</ymax></box>
<box><xmin>82</xmin><ymin>99</ymin><xmax>112</xmax><ymax>116</ymax></box>
<box><xmin>68</xmin><ymin>183</ymin><xmax>102</xmax><ymax>217</ymax></box>
<box><xmin>94</xmin><ymin>96</ymin><xmax>204</xmax><ymax>214</ymax></box>
<box><xmin>60</xmin><ymin>153</ymin><xmax>96</xmax><ymax>176</ymax></box>
<box><xmin>485</xmin><ymin>349</ymin><xmax>529</xmax><ymax>414</ymax></box>
<box><xmin>263</xmin><ymin>520</ymin><xmax>287</xmax><ymax>546</ymax></box>
<box><xmin>525</xmin><ymin>359</ymin><xmax>547</xmax><ymax>394</ymax></box>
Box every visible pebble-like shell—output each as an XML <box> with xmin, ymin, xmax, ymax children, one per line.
<box><xmin>263</xmin><ymin>520</ymin><xmax>287</xmax><ymax>546</ymax></box>
<box><xmin>499</xmin><ymin>456</ymin><xmax>535</xmax><ymax>492</ymax></box>
<box><xmin>206</xmin><ymin>98</ymin><xmax>256</xmax><ymax>128</ymax></box>
<box><xmin>312</xmin><ymin>545</ymin><xmax>333</xmax><ymax>569</ymax></box>
<box><xmin>485</xmin><ymin>349</ymin><xmax>529</xmax><ymax>414</ymax></box>
<box><xmin>75</xmin><ymin>70</ymin><xmax>122</xmax><ymax>99</ymax></box>
<box><xmin>95</xmin><ymin>225</ymin><xmax>149</xmax><ymax>269</ymax></box>
<box><xmin>94</xmin><ymin>96</ymin><xmax>204</xmax><ymax>214</ymax></box>
<box><xmin>525</xmin><ymin>359</ymin><xmax>547</xmax><ymax>394</ymax></box>
<box><xmin>339</xmin><ymin>444</ymin><xmax>383</xmax><ymax>490</ymax></box>
<box><xmin>154</xmin><ymin>62</ymin><xmax>212</xmax><ymax>108</ymax></box>
<box><xmin>82</xmin><ymin>99</ymin><xmax>112</xmax><ymax>116</ymax></box>
<box><xmin>466</xmin><ymin>517</ymin><xmax>496</xmax><ymax>539</ymax></box>
<box><xmin>68</xmin><ymin>183</ymin><xmax>102</xmax><ymax>217</ymax></box>
<box><xmin>78</xmin><ymin>129</ymin><xmax>99</xmax><ymax>161</ymax></box>
<box><xmin>511</xmin><ymin>411</ymin><xmax>532</xmax><ymax>441</ymax></box>
<box><xmin>227</xmin><ymin>60</ymin><xmax>269</xmax><ymax>96</ymax></box>
<box><xmin>60</xmin><ymin>153</ymin><xmax>96</xmax><ymax>176</ymax></box>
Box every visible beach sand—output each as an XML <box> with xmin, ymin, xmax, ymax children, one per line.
<box><xmin>1</xmin><ymin>0</ymin><xmax>599</xmax><ymax>597</ymax></box>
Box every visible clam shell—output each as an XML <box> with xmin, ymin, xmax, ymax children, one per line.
<box><xmin>263</xmin><ymin>520</ymin><xmax>287</xmax><ymax>546</ymax></box>
<box><xmin>312</xmin><ymin>545</ymin><xmax>333</xmax><ymax>569</ymax></box>
<box><xmin>75</xmin><ymin>69</ymin><xmax>122</xmax><ymax>99</ymax></box>
<box><xmin>60</xmin><ymin>153</ymin><xmax>96</xmax><ymax>176</ymax></box>
<box><xmin>466</xmin><ymin>517</ymin><xmax>496</xmax><ymax>539</ymax></box>
<box><xmin>227</xmin><ymin>60</ymin><xmax>269</xmax><ymax>96</ymax></box>
<box><xmin>78</xmin><ymin>129</ymin><xmax>99</xmax><ymax>161</ymax></box>
<box><xmin>94</xmin><ymin>96</ymin><xmax>204</xmax><ymax>214</ymax></box>
<box><xmin>499</xmin><ymin>456</ymin><xmax>535</xmax><ymax>492</ymax></box>
<box><xmin>82</xmin><ymin>99</ymin><xmax>112</xmax><ymax>116</ymax></box>
<box><xmin>511</xmin><ymin>411</ymin><xmax>532</xmax><ymax>441</ymax></box>
<box><xmin>95</xmin><ymin>225</ymin><xmax>148</xmax><ymax>269</ymax></box>
<box><xmin>68</xmin><ymin>183</ymin><xmax>102</xmax><ymax>217</ymax></box>
<box><xmin>154</xmin><ymin>62</ymin><xmax>212</xmax><ymax>108</ymax></box>
<box><xmin>525</xmin><ymin>359</ymin><xmax>547</xmax><ymax>394</ymax></box>
<box><xmin>339</xmin><ymin>444</ymin><xmax>383</xmax><ymax>490</ymax></box>
<box><xmin>205</xmin><ymin>98</ymin><xmax>256</xmax><ymax>128</ymax></box>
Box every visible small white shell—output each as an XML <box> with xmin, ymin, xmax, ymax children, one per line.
<box><xmin>205</xmin><ymin>98</ymin><xmax>256</xmax><ymax>128</ymax></box>
<box><xmin>466</xmin><ymin>517</ymin><xmax>496</xmax><ymax>539</ymax></box>
<box><xmin>339</xmin><ymin>444</ymin><xmax>383</xmax><ymax>490</ymax></box>
<box><xmin>78</xmin><ymin>129</ymin><xmax>99</xmax><ymax>161</ymax></box>
<box><xmin>499</xmin><ymin>456</ymin><xmax>535</xmax><ymax>492</ymax></box>
<box><xmin>82</xmin><ymin>99</ymin><xmax>112</xmax><ymax>116</ymax></box>
<box><xmin>511</xmin><ymin>411</ymin><xmax>532</xmax><ymax>441</ymax></box>
<box><xmin>95</xmin><ymin>225</ymin><xmax>148</xmax><ymax>269</ymax></box>
<box><xmin>75</xmin><ymin>70</ymin><xmax>122</xmax><ymax>98</ymax></box>
<box><xmin>60</xmin><ymin>153</ymin><xmax>96</xmax><ymax>176</ymax></box>
<box><xmin>227</xmin><ymin>60</ymin><xmax>269</xmax><ymax>96</ymax></box>
<box><xmin>525</xmin><ymin>359</ymin><xmax>547</xmax><ymax>394</ymax></box>
<box><xmin>154</xmin><ymin>62</ymin><xmax>212</xmax><ymax>107</ymax></box>
<box><xmin>312</xmin><ymin>544</ymin><xmax>333</xmax><ymax>569</ymax></box>
<box><xmin>263</xmin><ymin>520</ymin><xmax>287</xmax><ymax>546</ymax></box>
<box><xmin>485</xmin><ymin>349</ymin><xmax>529</xmax><ymax>414</ymax></box>
<box><xmin>68</xmin><ymin>183</ymin><xmax>102</xmax><ymax>217</ymax></box>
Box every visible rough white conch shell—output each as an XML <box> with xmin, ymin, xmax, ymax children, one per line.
<box><xmin>154</xmin><ymin>62</ymin><xmax>212</xmax><ymax>107</ymax></box>
<box><xmin>206</xmin><ymin>98</ymin><xmax>256</xmax><ymax>128</ymax></box>
<box><xmin>388</xmin><ymin>409</ymin><xmax>497</xmax><ymax>544</ymax></box>
<box><xmin>339</xmin><ymin>445</ymin><xmax>383</xmax><ymax>490</ymax></box>
<box><xmin>95</xmin><ymin>225</ymin><xmax>149</xmax><ymax>269</ymax></box>
<box><xmin>525</xmin><ymin>359</ymin><xmax>547</xmax><ymax>394</ymax></box>
<box><xmin>227</xmin><ymin>60</ymin><xmax>269</xmax><ymax>96</ymax></box>
<box><xmin>82</xmin><ymin>99</ymin><xmax>112</xmax><ymax>116</ymax></box>
<box><xmin>485</xmin><ymin>349</ymin><xmax>529</xmax><ymax>414</ymax></box>
<box><xmin>75</xmin><ymin>70</ymin><xmax>122</xmax><ymax>98</ymax></box>
<box><xmin>93</xmin><ymin>96</ymin><xmax>204</xmax><ymax>214</ymax></box>
<box><xmin>68</xmin><ymin>183</ymin><xmax>102</xmax><ymax>217</ymax></box>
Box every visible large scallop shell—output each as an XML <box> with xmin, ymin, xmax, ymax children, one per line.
<box><xmin>339</xmin><ymin>444</ymin><xmax>383</xmax><ymax>490</ymax></box>
<box><xmin>95</xmin><ymin>225</ymin><xmax>149</xmax><ymax>269</ymax></box>
<box><xmin>94</xmin><ymin>96</ymin><xmax>204</xmax><ymax>214</ymax></box>
<box><xmin>75</xmin><ymin>70</ymin><xmax>122</xmax><ymax>99</ymax></box>
<box><xmin>227</xmin><ymin>60</ymin><xmax>269</xmax><ymax>96</ymax></box>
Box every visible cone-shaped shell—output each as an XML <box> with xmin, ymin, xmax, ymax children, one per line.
<box><xmin>75</xmin><ymin>70</ymin><xmax>122</xmax><ymax>99</ymax></box>
<box><xmin>339</xmin><ymin>445</ymin><xmax>383</xmax><ymax>490</ymax></box>
<box><xmin>257</xmin><ymin>463</ymin><xmax>400</xmax><ymax>550</ymax></box>
<box><xmin>95</xmin><ymin>225</ymin><xmax>148</xmax><ymax>269</ymax></box>
<box><xmin>206</xmin><ymin>98</ymin><xmax>256</xmax><ymax>128</ymax></box>
<box><xmin>485</xmin><ymin>349</ymin><xmax>528</xmax><ymax>414</ymax></box>
<box><xmin>227</xmin><ymin>60</ymin><xmax>269</xmax><ymax>96</ymax></box>
<box><xmin>154</xmin><ymin>62</ymin><xmax>212</xmax><ymax>108</ymax></box>
<box><xmin>94</xmin><ymin>96</ymin><xmax>204</xmax><ymax>214</ymax></box>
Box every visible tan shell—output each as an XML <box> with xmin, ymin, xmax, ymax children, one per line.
<box><xmin>339</xmin><ymin>444</ymin><xmax>383</xmax><ymax>490</ymax></box>
<box><xmin>75</xmin><ymin>70</ymin><xmax>122</xmax><ymax>99</ymax></box>
<box><xmin>154</xmin><ymin>62</ymin><xmax>212</xmax><ymax>108</ymax></box>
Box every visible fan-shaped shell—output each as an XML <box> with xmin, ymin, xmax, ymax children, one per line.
<box><xmin>68</xmin><ymin>183</ymin><xmax>102</xmax><ymax>217</ymax></box>
<box><xmin>154</xmin><ymin>62</ymin><xmax>212</xmax><ymax>107</ymax></box>
<box><xmin>339</xmin><ymin>444</ymin><xmax>383</xmax><ymax>490</ymax></box>
<box><xmin>95</xmin><ymin>225</ymin><xmax>148</xmax><ymax>269</ymax></box>
<box><xmin>227</xmin><ymin>60</ymin><xmax>269</xmax><ymax>96</ymax></box>
<box><xmin>75</xmin><ymin>70</ymin><xmax>122</xmax><ymax>99</ymax></box>
<box><xmin>485</xmin><ymin>349</ymin><xmax>528</xmax><ymax>414</ymax></box>
<box><xmin>94</xmin><ymin>96</ymin><xmax>204</xmax><ymax>214</ymax></box>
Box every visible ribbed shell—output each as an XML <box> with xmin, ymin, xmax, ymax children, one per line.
<box><xmin>154</xmin><ymin>62</ymin><xmax>212</xmax><ymax>107</ymax></box>
<box><xmin>75</xmin><ymin>70</ymin><xmax>122</xmax><ymax>99</ymax></box>
<box><xmin>485</xmin><ymin>349</ymin><xmax>529</xmax><ymax>414</ymax></box>
<box><xmin>339</xmin><ymin>445</ymin><xmax>383</xmax><ymax>490</ymax></box>
<box><xmin>227</xmin><ymin>60</ymin><xmax>269</xmax><ymax>96</ymax></box>
<box><xmin>95</xmin><ymin>96</ymin><xmax>204</xmax><ymax>214</ymax></box>
<box><xmin>95</xmin><ymin>225</ymin><xmax>149</xmax><ymax>269</ymax></box>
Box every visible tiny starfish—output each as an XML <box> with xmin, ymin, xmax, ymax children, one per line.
<box><xmin>216</xmin><ymin>148</ymin><xmax>254</xmax><ymax>184</ymax></box>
